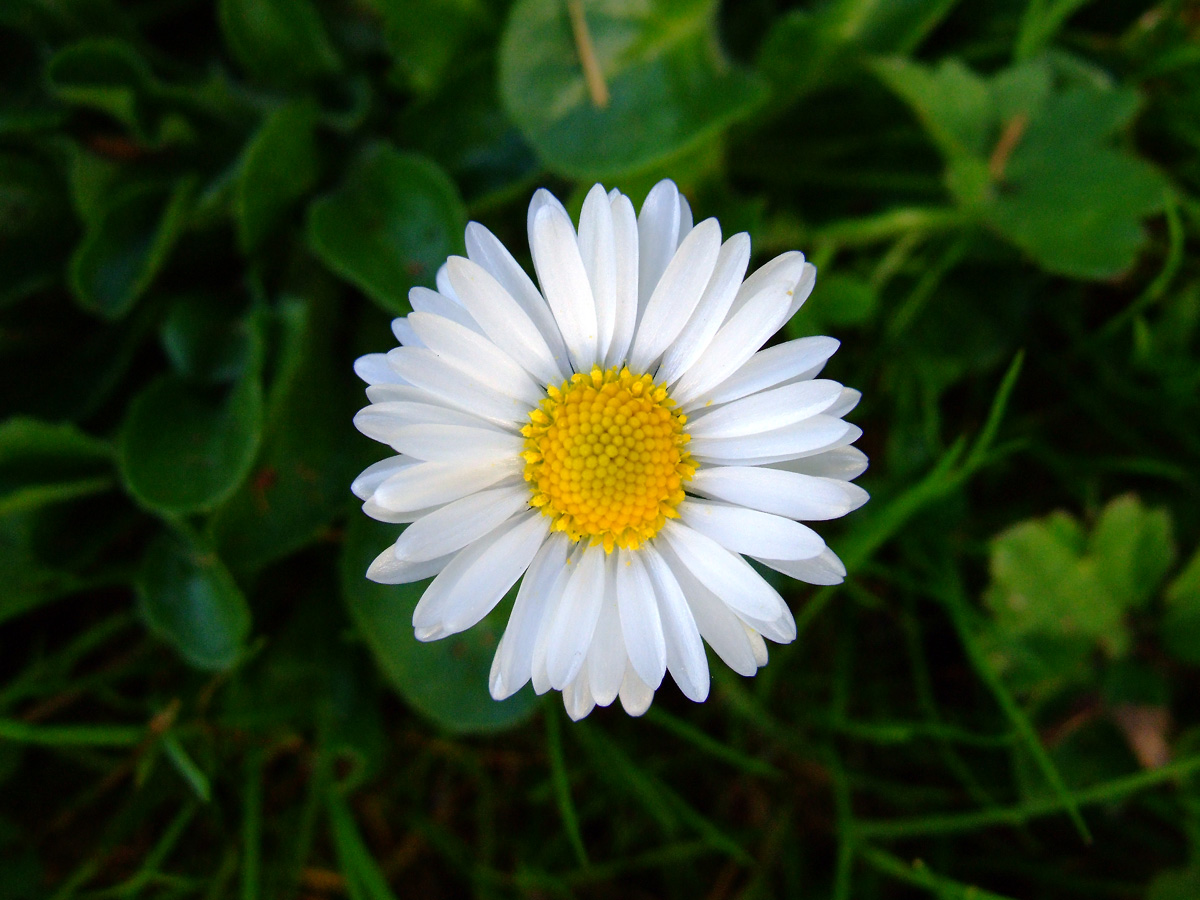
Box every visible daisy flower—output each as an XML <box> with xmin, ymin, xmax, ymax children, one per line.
<box><xmin>352</xmin><ymin>180</ymin><xmax>868</xmax><ymax>721</ymax></box>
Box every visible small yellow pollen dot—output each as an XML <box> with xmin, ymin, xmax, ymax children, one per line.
<box><xmin>523</xmin><ymin>366</ymin><xmax>696</xmax><ymax>552</ymax></box>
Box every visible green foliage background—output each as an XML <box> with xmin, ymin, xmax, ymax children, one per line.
<box><xmin>2</xmin><ymin>0</ymin><xmax>1200</xmax><ymax>896</ymax></box>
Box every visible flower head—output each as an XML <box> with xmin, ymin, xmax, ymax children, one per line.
<box><xmin>352</xmin><ymin>180</ymin><xmax>868</xmax><ymax>720</ymax></box>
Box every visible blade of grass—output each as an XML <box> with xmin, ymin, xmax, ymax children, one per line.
<box><xmin>935</xmin><ymin>564</ymin><xmax>1091</xmax><ymax>843</ymax></box>
<box><xmin>856</xmin><ymin>752</ymin><xmax>1200</xmax><ymax>839</ymax></box>
<box><xmin>858</xmin><ymin>844</ymin><xmax>1018</xmax><ymax>899</ymax></box>
<box><xmin>241</xmin><ymin>748</ymin><xmax>264</xmax><ymax>900</ymax></box>
<box><xmin>0</xmin><ymin>719</ymin><xmax>144</xmax><ymax>746</ymax></box>
<box><xmin>645</xmin><ymin>707</ymin><xmax>782</xmax><ymax>779</ymax></box>
<box><xmin>545</xmin><ymin>705</ymin><xmax>589</xmax><ymax>868</ymax></box>
<box><xmin>161</xmin><ymin>733</ymin><xmax>211</xmax><ymax>802</ymax></box>
<box><xmin>328</xmin><ymin>788</ymin><xmax>399</xmax><ymax>900</ymax></box>
<box><xmin>574</xmin><ymin>724</ymin><xmax>752</xmax><ymax>865</ymax></box>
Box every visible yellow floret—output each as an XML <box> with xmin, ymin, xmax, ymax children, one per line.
<box><xmin>522</xmin><ymin>366</ymin><xmax>696</xmax><ymax>552</ymax></box>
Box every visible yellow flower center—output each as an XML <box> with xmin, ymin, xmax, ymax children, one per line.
<box><xmin>521</xmin><ymin>366</ymin><xmax>695</xmax><ymax>553</ymax></box>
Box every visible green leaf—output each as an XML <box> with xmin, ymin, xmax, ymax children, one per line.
<box><xmin>119</xmin><ymin>323</ymin><xmax>263</xmax><ymax>515</ymax></box>
<box><xmin>307</xmin><ymin>144</ymin><xmax>466</xmax><ymax>314</ymax></box>
<box><xmin>46</xmin><ymin>39</ymin><xmax>192</xmax><ymax>145</ymax></box>
<box><xmin>499</xmin><ymin>0</ymin><xmax>767</xmax><ymax>179</ymax></box>
<box><xmin>218</xmin><ymin>0</ymin><xmax>341</xmax><ymax>87</ymax></box>
<box><xmin>69</xmin><ymin>177</ymin><xmax>195</xmax><ymax>319</ymax></box>
<box><xmin>985</xmin><ymin>83</ymin><xmax>1168</xmax><ymax>279</ymax></box>
<box><xmin>1088</xmin><ymin>494</ymin><xmax>1174</xmax><ymax>610</ymax></box>
<box><xmin>984</xmin><ymin>511</ymin><xmax>1128</xmax><ymax>657</ymax></box>
<box><xmin>0</xmin><ymin>152</ymin><xmax>74</xmax><ymax>303</ymax></box>
<box><xmin>872</xmin><ymin>57</ymin><xmax>991</xmax><ymax>162</ymax></box>
<box><xmin>340</xmin><ymin>513</ymin><xmax>539</xmax><ymax>734</ymax></box>
<box><xmin>160</xmin><ymin>294</ymin><xmax>252</xmax><ymax>384</ymax></box>
<box><xmin>367</xmin><ymin>0</ymin><xmax>490</xmax><ymax>94</ymax></box>
<box><xmin>1148</xmin><ymin>865</ymin><xmax>1200</xmax><ymax>900</ymax></box>
<box><xmin>210</xmin><ymin>297</ymin><xmax>356</xmax><ymax>576</ymax></box>
<box><xmin>0</xmin><ymin>418</ymin><xmax>112</xmax><ymax>518</ymax></box>
<box><xmin>235</xmin><ymin>99</ymin><xmax>320</xmax><ymax>253</ymax></box>
<box><xmin>1162</xmin><ymin>546</ymin><xmax>1200</xmax><ymax>666</ymax></box>
<box><xmin>137</xmin><ymin>529</ymin><xmax>251</xmax><ymax>670</ymax></box>
<box><xmin>874</xmin><ymin>55</ymin><xmax>1171</xmax><ymax>279</ymax></box>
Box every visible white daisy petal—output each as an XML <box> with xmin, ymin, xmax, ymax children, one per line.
<box><xmin>689</xmin><ymin>417</ymin><xmax>858</xmax><ymax>466</ymax></box>
<box><xmin>407</xmin><ymin>312</ymin><xmax>545</xmax><ymax>408</ymax></box>
<box><xmin>353</xmin><ymin>401</ymin><xmax>508</xmax><ymax>446</ymax></box>
<box><xmin>726</xmin><ymin>251</ymin><xmax>806</xmax><ymax>320</ymax></box>
<box><xmin>531</xmin><ymin>544</ymin><xmax>581</xmax><ymax>696</ymax></box>
<box><xmin>372</xmin><ymin>459</ymin><xmax>520</xmax><ymax>514</ymax></box>
<box><xmin>351</xmin><ymin>455</ymin><xmax>414</xmax><ymax>501</ymax></box>
<box><xmin>435</xmin><ymin>263</ymin><xmax>458</xmax><ymax>302</ymax></box>
<box><xmin>642</xmin><ymin>543</ymin><xmax>709</xmax><ymax>702</ymax></box>
<box><xmin>578</xmin><ymin>184</ymin><xmax>618</xmax><ymax>365</ymax></box>
<box><xmin>627</xmin><ymin>218</ymin><xmax>721</xmax><ymax>373</ymax></box>
<box><xmin>408</xmin><ymin>287</ymin><xmax>483</xmax><ymax>336</ymax></box>
<box><xmin>382</xmin><ymin>424</ymin><xmax>523</xmax><ymax>464</ymax></box>
<box><xmin>670</xmin><ymin>277</ymin><xmax>797</xmax><ymax>407</ymax></box>
<box><xmin>784</xmin><ymin>263</ymin><xmax>817</xmax><ymax>320</ymax></box>
<box><xmin>681</xmin><ymin>336</ymin><xmax>840</xmax><ymax>410</ymax></box>
<box><xmin>756</xmin><ymin>547</ymin><xmax>848</xmax><ymax>586</ymax></box>
<box><xmin>659</xmin><ymin>520</ymin><xmax>789</xmax><ymax>625</ymax></box>
<box><xmin>679</xmin><ymin>499</ymin><xmax>826</xmax><ymax>561</ymax></box>
<box><xmin>585</xmin><ymin>558</ymin><xmax>626</xmax><ymax>706</ymax></box>
<box><xmin>656</xmin><ymin>233</ymin><xmax>751</xmax><ymax>385</ymax></box>
<box><xmin>771</xmin><ymin>446</ymin><xmax>870</xmax><ymax>480</ymax></box>
<box><xmin>689</xmin><ymin>465</ymin><xmax>870</xmax><ymax>521</ymax></box>
<box><xmin>657</xmin><ymin>542</ymin><xmax>761</xmax><ymax>676</ymax></box>
<box><xmin>824</xmin><ymin>387</ymin><xmax>862</xmax><ymax>419</ymax></box>
<box><xmin>390</xmin><ymin>317</ymin><xmax>421</xmax><ymax>348</ymax></box>
<box><xmin>354</xmin><ymin>353</ymin><xmax>405</xmax><ymax>386</ymax></box>
<box><xmin>393</xmin><ymin>484</ymin><xmax>532</xmax><ymax>563</ymax></box>
<box><xmin>562</xmin><ymin>666</ymin><xmax>596</xmax><ymax>721</ymax></box>
<box><xmin>605</xmin><ymin>192</ymin><xmax>640</xmax><ymax>368</ymax></box>
<box><xmin>366</xmin><ymin>545</ymin><xmax>455</xmax><ymax>584</ymax></box>
<box><xmin>412</xmin><ymin>511</ymin><xmax>549</xmax><ymax>639</ymax></box>
<box><xmin>446</xmin><ymin>257</ymin><xmax>563</xmax><ymax>385</ymax></box>
<box><xmin>687</xmin><ymin>380</ymin><xmax>844</xmax><ymax>440</ymax></box>
<box><xmin>619</xmin><ymin>666</ymin><xmax>655</xmax><ymax>717</ymax></box>
<box><xmin>615</xmin><ymin>548</ymin><xmax>667</xmax><ymax>689</ymax></box>
<box><xmin>465</xmin><ymin>222</ymin><xmax>569</xmax><ymax>365</ymax></box>
<box><xmin>531</xmin><ymin>204</ymin><xmax>599</xmax><ymax>370</ymax></box>
<box><xmin>637</xmin><ymin>180</ymin><xmax>684</xmax><ymax>310</ymax></box>
<box><xmin>544</xmin><ymin>545</ymin><xmax>607</xmax><ymax>689</ymax></box>
<box><xmin>676</xmin><ymin>193</ymin><xmax>693</xmax><ymax>242</ymax></box>
<box><xmin>386</xmin><ymin>347</ymin><xmax>531</xmax><ymax>425</ymax></box>
<box><xmin>490</xmin><ymin>533</ymin><xmax>569</xmax><ymax>700</ymax></box>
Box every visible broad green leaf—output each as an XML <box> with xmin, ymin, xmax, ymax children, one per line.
<box><xmin>0</xmin><ymin>514</ymin><xmax>83</xmax><ymax>626</ymax></box>
<box><xmin>0</xmin><ymin>419</ymin><xmax>112</xmax><ymax>518</ymax></box>
<box><xmin>1088</xmin><ymin>494</ymin><xmax>1174</xmax><ymax>610</ymax></box>
<box><xmin>307</xmin><ymin>144</ymin><xmax>465</xmax><ymax>314</ymax></box>
<box><xmin>119</xmin><ymin>323</ymin><xmax>263</xmax><ymax>515</ymax></box>
<box><xmin>235</xmin><ymin>99</ymin><xmax>319</xmax><ymax>253</ymax></box>
<box><xmin>69</xmin><ymin>177</ymin><xmax>195</xmax><ymax>319</ymax></box>
<box><xmin>499</xmin><ymin>0</ymin><xmax>767</xmax><ymax>179</ymax></box>
<box><xmin>0</xmin><ymin>152</ymin><xmax>73</xmax><ymax>304</ymax></box>
<box><xmin>218</xmin><ymin>0</ymin><xmax>341</xmax><ymax>86</ymax></box>
<box><xmin>160</xmin><ymin>294</ymin><xmax>252</xmax><ymax>384</ymax></box>
<box><xmin>986</xmin><ymin>84</ymin><xmax>1168</xmax><ymax>279</ymax></box>
<box><xmin>137</xmin><ymin>529</ymin><xmax>250</xmax><ymax>670</ymax></box>
<box><xmin>985</xmin><ymin>511</ymin><xmax>1128</xmax><ymax>657</ymax></box>
<box><xmin>1163</xmin><ymin>546</ymin><xmax>1200</xmax><ymax>666</ymax></box>
<box><xmin>340</xmin><ymin>514</ymin><xmax>539</xmax><ymax>734</ymax></box>
<box><xmin>210</xmin><ymin>297</ymin><xmax>356</xmax><ymax>576</ymax></box>
<box><xmin>872</xmin><ymin>57</ymin><xmax>991</xmax><ymax>162</ymax></box>
<box><xmin>875</xmin><ymin>55</ymin><xmax>1170</xmax><ymax>279</ymax></box>
<box><xmin>366</xmin><ymin>0</ymin><xmax>490</xmax><ymax>94</ymax></box>
<box><xmin>46</xmin><ymin>39</ymin><xmax>192</xmax><ymax>145</ymax></box>
<box><xmin>399</xmin><ymin>57</ymin><xmax>540</xmax><ymax>206</ymax></box>
<box><xmin>1148</xmin><ymin>865</ymin><xmax>1200</xmax><ymax>900</ymax></box>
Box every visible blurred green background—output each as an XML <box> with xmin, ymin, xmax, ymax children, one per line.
<box><xmin>3</xmin><ymin>0</ymin><xmax>1200</xmax><ymax>896</ymax></box>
